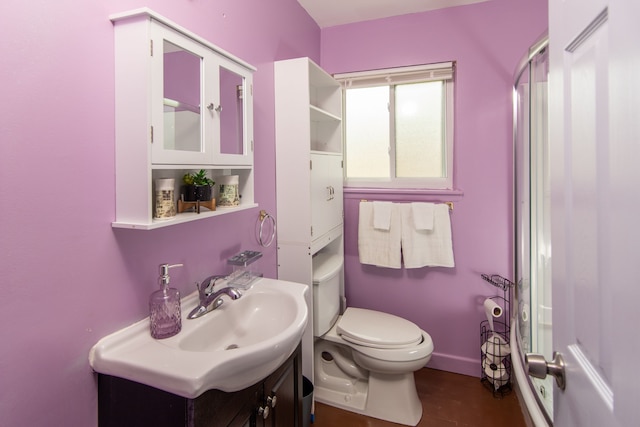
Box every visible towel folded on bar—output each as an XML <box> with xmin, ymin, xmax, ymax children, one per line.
<box><xmin>373</xmin><ymin>201</ymin><xmax>393</xmax><ymax>230</ymax></box>
<box><xmin>358</xmin><ymin>201</ymin><xmax>402</xmax><ymax>268</ymax></box>
<box><xmin>401</xmin><ymin>203</ymin><xmax>455</xmax><ymax>268</ymax></box>
<box><xmin>411</xmin><ymin>202</ymin><xmax>434</xmax><ymax>230</ymax></box>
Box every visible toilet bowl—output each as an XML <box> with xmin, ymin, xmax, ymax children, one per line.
<box><xmin>314</xmin><ymin>308</ymin><xmax>433</xmax><ymax>426</ymax></box>
<box><xmin>312</xmin><ymin>252</ymin><xmax>434</xmax><ymax>426</ymax></box>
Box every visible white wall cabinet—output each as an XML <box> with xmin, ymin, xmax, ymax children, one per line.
<box><xmin>274</xmin><ymin>57</ymin><xmax>344</xmax><ymax>383</ymax></box>
<box><xmin>110</xmin><ymin>8</ymin><xmax>256</xmax><ymax>229</ymax></box>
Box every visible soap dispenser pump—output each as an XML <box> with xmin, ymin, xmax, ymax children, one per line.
<box><xmin>149</xmin><ymin>263</ymin><xmax>183</xmax><ymax>339</ymax></box>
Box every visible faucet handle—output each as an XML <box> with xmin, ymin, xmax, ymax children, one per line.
<box><xmin>196</xmin><ymin>280</ymin><xmax>206</xmax><ymax>298</ymax></box>
<box><xmin>197</xmin><ymin>275</ymin><xmax>227</xmax><ymax>296</ymax></box>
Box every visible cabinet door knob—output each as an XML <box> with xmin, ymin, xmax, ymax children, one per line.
<box><xmin>267</xmin><ymin>394</ymin><xmax>277</xmax><ymax>408</ymax></box>
<box><xmin>258</xmin><ymin>405</ymin><xmax>270</xmax><ymax>419</ymax></box>
<box><xmin>207</xmin><ymin>103</ymin><xmax>223</xmax><ymax>113</ymax></box>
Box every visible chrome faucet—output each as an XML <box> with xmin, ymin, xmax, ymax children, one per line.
<box><xmin>187</xmin><ymin>275</ymin><xmax>241</xmax><ymax>319</ymax></box>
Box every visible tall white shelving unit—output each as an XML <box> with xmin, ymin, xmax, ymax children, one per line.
<box><xmin>274</xmin><ymin>57</ymin><xmax>344</xmax><ymax>384</ymax></box>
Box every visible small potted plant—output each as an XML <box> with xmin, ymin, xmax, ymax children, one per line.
<box><xmin>182</xmin><ymin>169</ymin><xmax>215</xmax><ymax>202</ymax></box>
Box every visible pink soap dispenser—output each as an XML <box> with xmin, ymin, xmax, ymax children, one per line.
<box><xmin>149</xmin><ymin>263</ymin><xmax>183</xmax><ymax>339</ymax></box>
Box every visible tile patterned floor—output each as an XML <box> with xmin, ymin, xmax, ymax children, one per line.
<box><xmin>312</xmin><ymin>368</ymin><xmax>526</xmax><ymax>427</ymax></box>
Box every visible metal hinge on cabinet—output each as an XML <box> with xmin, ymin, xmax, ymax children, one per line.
<box><xmin>310</xmin><ymin>160</ymin><xmax>312</xmax><ymax>170</ymax></box>
<box><xmin>311</xmin><ymin>226</ymin><xmax>313</xmax><ymax>237</ymax></box>
<box><xmin>341</xmin><ymin>160</ymin><xmax>344</xmax><ymax>168</ymax></box>
<box><xmin>150</xmin><ymin>126</ymin><xmax>154</xmax><ymax>143</ymax></box>
<box><xmin>150</xmin><ymin>40</ymin><xmax>153</xmax><ymax>56</ymax></box>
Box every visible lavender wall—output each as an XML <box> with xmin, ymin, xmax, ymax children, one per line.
<box><xmin>0</xmin><ymin>0</ymin><xmax>548</xmax><ymax>424</ymax></box>
<box><xmin>0</xmin><ymin>0</ymin><xmax>318</xmax><ymax>425</ymax></box>
<box><xmin>321</xmin><ymin>0</ymin><xmax>547</xmax><ymax>375</ymax></box>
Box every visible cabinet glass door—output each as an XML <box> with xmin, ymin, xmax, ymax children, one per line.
<box><xmin>214</xmin><ymin>59</ymin><xmax>253</xmax><ymax>165</ymax></box>
<box><xmin>151</xmin><ymin>24</ymin><xmax>215</xmax><ymax>165</ymax></box>
<box><xmin>163</xmin><ymin>40</ymin><xmax>201</xmax><ymax>153</ymax></box>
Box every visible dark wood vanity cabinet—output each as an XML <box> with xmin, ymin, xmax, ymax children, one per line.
<box><xmin>97</xmin><ymin>345</ymin><xmax>302</xmax><ymax>427</ymax></box>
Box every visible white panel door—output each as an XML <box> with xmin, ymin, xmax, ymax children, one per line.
<box><xmin>549</xmin><ymin>0</ymin><xmax>640</xmax><ymax>425</ymax></box>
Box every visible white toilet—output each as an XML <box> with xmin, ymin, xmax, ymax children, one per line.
<box><xmin>312</xmin><ymin>252</ymin><xmax>434</xmax><ymax>426</ymax></box>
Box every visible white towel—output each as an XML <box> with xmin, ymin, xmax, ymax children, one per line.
<box><xmin>401</xmin><ymin>203</ymin><xmax>454</xmax><ymax>268</ymax></box>
<box><xmin>411</xmin><ymin>202</ymin><xmax>434</xmax><ymax>230</ymax></box>
<box><xmin>373</xmin><ymin>201</ymin><xmax>393</xmax><ymax>230</ymax></box>
<box><xmin>358</xmin><ymin>202</ymin><xmax>402</xmax><ymax>268</ymax></box>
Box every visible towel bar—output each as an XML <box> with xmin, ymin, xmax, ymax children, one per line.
<box><xmin>360</xmin><ymin>200</ymin><xmax>454</xmax><ymax>211</ymax></box>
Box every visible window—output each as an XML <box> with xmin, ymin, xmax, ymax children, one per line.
<box><xmin>335</xmin><ymin>62</ymin><xmax>455</xmax><ymax>189</ymax></box>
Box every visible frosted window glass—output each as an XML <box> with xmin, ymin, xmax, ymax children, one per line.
<box><xmin>395</xmin><ymin>82</ymin><xmax>444</xmax><ymax>178</ymax></box>
<box><xmin>345</xmin><ymin>87</ymin><xmax>390</xmax><ymax>178</ymax></box>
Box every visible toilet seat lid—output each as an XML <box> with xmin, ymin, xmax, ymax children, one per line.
<box><xmin>337</xmin><ymin>308</ymin><xmax>422</xmax><ymax>349</ymax></box>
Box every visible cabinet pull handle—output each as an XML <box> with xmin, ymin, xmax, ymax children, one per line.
<box><xmin>327</xmin><ymin>186</ymin><xmax>334</xmax><ymax>200</ymax></box>
<box><xmin>267</xmin><ymin>395</ymin><xmax>277</xmax><ymax>408</ymax></box>
<box><xmin>258</xmin><ymin>405</ymin><xmax>270</xmax><ymax>419</ymax></box>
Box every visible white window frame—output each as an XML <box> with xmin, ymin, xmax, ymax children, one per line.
<box><xmin>335</xmin><ymin>62</ymin><xmax>455</xmax><ymax>190</ymax></box>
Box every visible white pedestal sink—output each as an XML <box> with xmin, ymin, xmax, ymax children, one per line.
<box><xmin>89</xmin><ymin>278</ymin><xmax>308</xmax><ymax>398</ymax></box>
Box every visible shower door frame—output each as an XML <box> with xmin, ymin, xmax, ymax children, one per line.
<box><xmin>513</xmin><ymin>33</ymin><xmax>553</xmax><ymax>425</ymax></box>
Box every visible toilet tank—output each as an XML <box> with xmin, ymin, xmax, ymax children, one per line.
<box><xmin>312</xmin><ymin>252</ymin><xmax>343</xmax><ymax>337</ymax></box>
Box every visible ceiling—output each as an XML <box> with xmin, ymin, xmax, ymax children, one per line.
<box><xmin>297</xmin><ymin>0</ymin><xmax>490</xmax><ymax>28</ymax></box>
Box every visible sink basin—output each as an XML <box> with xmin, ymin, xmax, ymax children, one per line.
<box><xmin>176</xmin><ymin>291</ymin><xmax>296</xmax><ymax>352</ymax></box>
<box><xmin>89</xmin><ymin>278</ymin><xmax>308</xmax><ymax>398</ymax></box>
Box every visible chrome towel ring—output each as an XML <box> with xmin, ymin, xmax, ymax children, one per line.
<box><xmin>258</xmin><ymin>210</ymin><xmax>276</xmax><ymax>247</ymax></box>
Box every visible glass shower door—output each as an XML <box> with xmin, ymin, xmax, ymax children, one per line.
<box><xmin>515</xmin><ymin>58</ymin><xmax>531</xmax><ymax>353</ymax></box>
<box><xmin>529</xmin><ymin>46</ymin><xmax>552</xmax><ymax>418</ymax></box>
<box><xmin>514</xmin><ymin>39</ymin><xmax>553</xmax><ymax>421</ymax></box>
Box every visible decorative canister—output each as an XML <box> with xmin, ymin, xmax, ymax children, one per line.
<box><xmin>154</xmin><ymin>178</ymin><xmax>176</xmax><ymax>219</ymax></box>
<box><xmin>217</xmin><ymin>175</ymin><xmax>240</xmax><ymax>207</ymax></box>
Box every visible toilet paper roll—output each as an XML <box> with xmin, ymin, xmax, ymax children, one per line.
<box><xmin>483</xmin><ymin>358</ymin><xmax>509</xmax><ymax>389</ymax></box>
<box><xmin>483</xmin><ymin>298</ymin><xmax>503</xmax><ymax>331</ymax></box>
<box><xmin>481</xmin><ymin>334</ymin><xmax>511</xmax><ymax>364</ymax></box>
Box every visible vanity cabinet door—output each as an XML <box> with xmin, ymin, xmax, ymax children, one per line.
<box><xmin>98</xmin><ymin>374</ymin><xmax>189</xmax><ymax>427</ymax></box>
<box><xmin>260</xmin><ymin>347</ymin><xmax>302</xmax><ymax>427</ymax></box>
<box><xmin>262</xmin><ymin>364</ymin><xmax>294</xmax><ymax>427</ymax></box>
<box><xmin>191</xmin><ymin>382</ymin><xmax>260</xmax><ymax>427</ymax></box>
